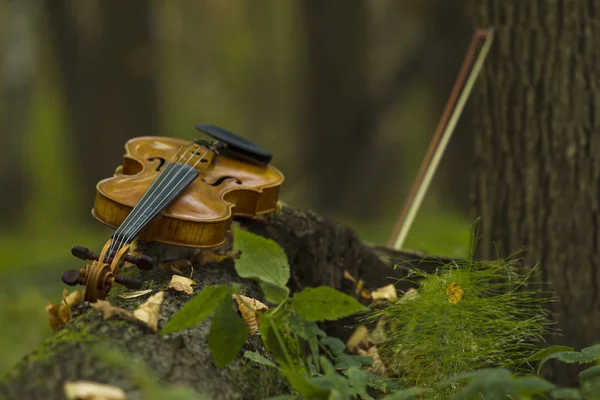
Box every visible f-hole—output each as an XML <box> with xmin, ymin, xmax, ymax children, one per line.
<box><xmin>202</xmin><ymin>176</ymin><xmax>242</xmax><ymax>186</ymax></box>
<box><xmin>148</xmin><ymin>157</ymin><xmax>166</xmax><ymax>171</ymax></box>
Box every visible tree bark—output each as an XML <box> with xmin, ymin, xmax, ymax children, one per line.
<box><xmin>0</xmin><ymin>205</ymin><xmax>450</xmax><ymax>400</ymax></box>
<box><xmin>0</xmin><ymin>0</ymin><xmax>38</xmax><ymax>228</ymax></box>
<box><xmin>471</xmin><ymin>0</ymin><xmax>600</xmax><ymax>386</ymax></box>
<box><xmin>300</xmin><ymin>0</ymin><xmax>377</xmax><ymax>218</ymax></box>
<box><xmin>43</xmin><ymin>0</ymin><xmax>160</xmax><ymax>218</ymax></box>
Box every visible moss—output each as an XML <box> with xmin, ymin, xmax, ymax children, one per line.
<box><xmin>228</xmin><ymin>357</ymin><xmax>291</xmax><ymax>399</ymax></box>
<box><xmin>4</xmin><ymin>316</ymin><xmax>99</xmax><ymax>381</ymax></box>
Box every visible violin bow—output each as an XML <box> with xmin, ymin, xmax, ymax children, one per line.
<box><xmin>388</xmin><ymin>28</ymin><xmax>495</xmax><ymax>250</ymax></box>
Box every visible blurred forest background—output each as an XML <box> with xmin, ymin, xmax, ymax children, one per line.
<box><xmin>0</xmin><ymin>0</ymin><xmax>477</xmax><ymax>375</ymax></box>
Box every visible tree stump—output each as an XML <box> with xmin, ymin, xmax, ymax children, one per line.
<box><xmin>0</xmin><ymin>206</ymin><xmax>450</xmax><ymax>400</ymax></box>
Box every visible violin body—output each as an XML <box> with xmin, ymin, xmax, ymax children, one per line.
<box><xmin>93</xmin><ymin>137</ymin><xmax>284</xmax><ymax>248</ymax></box>
<box><xmin>62</xmin><ymin>124</ymin><xmax>285</xmax><ymax>302</ymax></box>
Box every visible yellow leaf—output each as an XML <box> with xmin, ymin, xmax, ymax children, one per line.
<box><xmin>133</xmin><ymin>291</ymin><xmax>164</xmax><ymax>332</ymax></box>
<box><xmin>371</xmin><ymin>284</ymin><xmax>397</xmax><ymax>301</ymax></box>
<box><xmin>91</xmin><ymin>301</ymin><xmax>137</xmax><ymax>323</ymax></box>
<box><xmin>167</xmin><ymin>275</ymin><xmax>196</xmax><ymax>295</ymax></box>
<box><xmin>358</xmin><ymin>345</ymin><xmax>386</xmax><ymax>376</ymax></box>
<box><xmin>446</xmin><ymin>282</ymin><xmax>464</xmax><ymax>304</ymax></box>
<box><xmin>63</xmin><ymin>380</ymin><xmax>126</xmax><ymax>400</ymax></box>
<box><xmin>232</xmin><ymin>294</ymin><xmax>268</xmax><ymax>335</ymax></box>
<box><xmin>160</xmin><ymin>259</ymin><xmax>193</xmax><ymax>275</ymax></box>
<box><xmin>346</xmin><ymin>326</ymin><xmax>369</xmax><ymax>353</ymax></box>
<box><xmin>46</xmin><ymin>289</ymin><xmax>84</xmax><ymax>331</ymax></box>
<box><xmin>343</xmin><ymin>270</ymin><xmax>357</xmax><ymax>283</ymax></box>
<box><xmin>197</xmin><ymin>249</ymin><xmax>241</xmax><ymax>265</ymax></box>
<box><xmin>119</xmin><ymin>289</ymin><xmax>153</xmax><ymax>299</ymax></box>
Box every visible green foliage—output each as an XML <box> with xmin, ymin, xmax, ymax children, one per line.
<box><xmin>161</xmin><ymin>284</ymin><xmax>233</xmax><ymax>335</ymax></box>
<box><xmin>367</xmin><ymin>255</ymin><xmax>555</xmax><ymax>390</ymax></box>
<box><xmin>441</xmin><ymin>368</ymin><xmax>555</xmax><ymax>400</ymax></box>
<box><xmin>232</xmin><ymin>225</ymin><xmax>290</xmax><ymax>303</ymax></box>
<box><xmin>208</xmin><ymin>295</ymin><xmax>249</xmax><ymax>368</ymax></box>
<box><xmin>292</xmin><ymin>287</ymin><xmax>368</xmax><ymax>321</ymax></box>
<box><xmin>244</xmin><ymin>351</ymin><xmax>278</xmax><ymax>369</ymax></box>
<box><xmin>529</xmin><ymin>344</ymin><xmax>600</xmax><ymax>375</ymax></box>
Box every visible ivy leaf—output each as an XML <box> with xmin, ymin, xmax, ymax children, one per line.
<box><xmin>243</xmin><ymin>351</ymin><xmax>278</xmax><ymax>369</ymax></box>
<box><xmin>260</xmin><ymin>281</ymin><xmax>290</xmax><ymax>304</ymax></box>
<box><xmin>233</xmin><ymin>225</ymin><xmax>290</xmax><ymax>288</ymax></box>
<box><xmin>524</xmin><ymin>345</ymin><xmax>574</xmax><ymax>363</ymax></box>
<box><xmin>380</xmin><ymin>388</ymin><xmax>433</xmax><ymax>400</ymax></box>
<box><xmin>291</xmin><ymin>286</ymin><xmax>369</xmax><ymax>321</ymax></box>
<box><xmin>161</xmin><ymin>285</ymin><xmax>231</xmax><ymax>335</ymax></box>
<box><xmin>208</xmin><ymin>296</ymin><xmax>249</xmax><ymax>368</ymax></box>
<box><xmin>537</xmin><ymin>349</ymin><xmax>599</xmax><ymax>375</ymax></box>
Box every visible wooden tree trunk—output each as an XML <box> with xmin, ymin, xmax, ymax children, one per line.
<box><xmin>0</xmin><ymin>206</ymin><xmax>449</xmax><ymax>399</ymax></box>
<box><xmin>300</xmin><ymin>0</ymin><xmax>379</xmax><ymax>218</ymax></box>
<box><xmin>43</xmin><ymin>0</ymin><xmax>159</xmax><ymax>218</ymax></box>
<box><xmin>0</xmin><ymin>0</ymin><xmax>38</xmax><ymax>228</ymax></box>
<box><xmin>471</xmin><ymin>0</ymin><xmax>600</xmax><ymax>385</ymax></box>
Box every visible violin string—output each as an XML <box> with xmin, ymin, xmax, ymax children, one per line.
<box><xmin>106</xmin><ymin>144</ymin><xmax>191</xmax><ymax>261</ymax></box>
<box><xmin>108</xmin><ymin>145</ymin><xmax>193</xmax><ymax>259</ymax></box>
<box><xmin>109</xmin><ymin>144</ymin><xmax>207</xmax><ymax>259</ymax></box>
<box><xmin>115</xmin><ymin>147</ymin><xmax>207</xmax><ymax>249</ymax></box>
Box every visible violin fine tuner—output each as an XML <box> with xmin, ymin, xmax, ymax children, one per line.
<box><xmin>62</xmin><ymin>124</ymin><xmax>284</xmax><ymax>302</ymax></box>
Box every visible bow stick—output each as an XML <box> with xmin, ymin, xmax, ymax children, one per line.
<box><xmin>388</xmin><ymin>28</ymin><xmax>495</xmax><ymax>250</ymax></box>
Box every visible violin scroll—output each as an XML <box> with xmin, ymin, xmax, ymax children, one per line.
<box><xmin>71</xmin><ymin>245</ymin><xmax>153</xmax><ymax>270</ymax></box>
<box><xmin>62</xmin><ymin>240</ymin><xmax>148</xmax><ymax>302</ymax></box>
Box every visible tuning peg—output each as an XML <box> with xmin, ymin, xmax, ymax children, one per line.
<box><xmin>113</xmin><ymin>275</ymin><xmax>143</xmax><ymax>290</ymax></box>
<box><xmin>71</xmin><ymin>245</ymin><xmax>153</xmax><ymax>271</ymax></box>
<box><xmin>62</xmin><ymin>269</ymin><xmax>84</xmax><ymax>286</ymax></box>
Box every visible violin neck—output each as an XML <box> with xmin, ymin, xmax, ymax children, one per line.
<box><xmin>108</xmin><ymin>161</ymin><xmax>199</xmax><ymax>257</ymax></box>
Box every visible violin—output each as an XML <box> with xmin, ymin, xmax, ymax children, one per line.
<box><xmin>61</xmin><ymin>124</ymin><xmax>285</xmax><ymax>302</ymax></box>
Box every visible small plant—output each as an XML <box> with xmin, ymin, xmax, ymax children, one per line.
<box><xmin>366</xmin><ymin>228</ymin><xmax>556</xmax><ymax>394</ymax></box>
<box><xmin>161</xmin><ymin>225</ymin><xmax>408</xmax><ymax>399</ymax></box>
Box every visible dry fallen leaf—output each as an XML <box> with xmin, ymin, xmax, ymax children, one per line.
<box><xmin>371</xmin><ymin>284</ymin><xmax>397</xmax><ymax>301</ymax></box>
<box><xmin>343</xmin><ymin>270</ymin><xmax>357</xmax><ymax>283</ymax></box>
<box><xmin>119</xmin><ymin>289</ymin><xmax>153</xmax><ymax>299</ymax></box>
<box><xmin>197</xmin><ymin>249</ymin><xmax>241</xmax><ymax>265</ymax></box>
<box><xmin>133</xmin><ymin>291</ymin><xmax>164</xmax><ymax>332</ymax></box>
<box><xmin>446</xmin><ymin>282</ymin><xmax>464</xmax><ymax>304</ymax></box>
<box><xmin>47</xmin><ymin>289</ymin><xmax>84</xmax><ymax>331</ymax></box>
<box><xmin>167</xmin><ymin>275</ymin><xmax>196</xmax><ymax>295</ymax></box>
<box><xmin>346</xmin><ymin>326</ymin><xmax>370</xmax><ymax>353</ymax></box>
<box><xmin>160</xmin><ymin>259</ymin><xmax>193</xmax><ymax>275</ymax></box>
<box><xmin>91</xmin><ymin>300</ymin><xmax>137</xmax><ymax>323</ymax></box>
<box><xmin>64</xmin><ymin>380</ymin><xmax>126</xmax><ymax>400</ymax></box>
<box><xmin>358</xmin><ymin>346</ymin><xmax>386</xmax><ymax>376</ymax></box>
<box><xmin>232</xmin><ymin>294</ymin><xmax>268</xmax><ymax>335</ymax></box>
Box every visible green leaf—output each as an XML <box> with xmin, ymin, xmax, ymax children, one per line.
<box><xmin>243</xmin><ymin>351</ymin><xmax>278</xmax><ymax>369</ymax></box>
<box><xmin>525</xmin><ymin>345</ymin><xmax>574</xmax><ymax>363</ymax></box>
<box><xmin>581</xmin><ymin>344</ymin><xmax>600</xmax><ymax>358</ymax></box>
<box><xmin>513</xmin><ymin>376</ymin><xmax>555</xmax><ymax>395</ymax></box>
<box><xmin>380</xmin><ymin>388</ymin><xmax>432</xmax><ymax>400</ymax></box>
<box><xmin>538</xmin><ymin>350</ymin><xmax>599</xmax><ymax>375</ymax></box>
<box><xmin>161</xmin><ymin>285</ymin><xmax>231</xmax><ymax>335</ymax></box>
<box><xmin>208</xmin><ymin>296</ymin><xmax>249</xmax><ymax>368</ymax></box>
<box><xmin>261</xmin><ymin>281</ymin><xmax>290</xmax><ymax>304</ymax></box>
<box><xmin>280</xmin><ymin>367</ymin><xmax>330</xmax><ymax>399</ymax></box>
<box><xmin>550</xmin><ymin>388</ymin><xmax>584</xmax><ymax>400</ymax></box>
<box><xmin>233</xmin><ymin>225</ymin><xmax>290</xmax><ymax>288</ymax></box>
<box><xmin>264</xmin><ymin>396</ymin><xmax>301</xmax><ymax>400</ymax></box>
<box><xmin>580</xmin><ymin>364</ymin><xmax>600</xmax><ymax>383</ymax></box>
<box><xmin>291</xmin><ymin>286</ymin><xmax>369</xmax><ymax>321</ymax></box>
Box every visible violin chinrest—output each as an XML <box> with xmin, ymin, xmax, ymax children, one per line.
<box><xmin>195</xmin><ymin>123</ymin><xmax>272</xmax><ymax>165</ymax></box>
